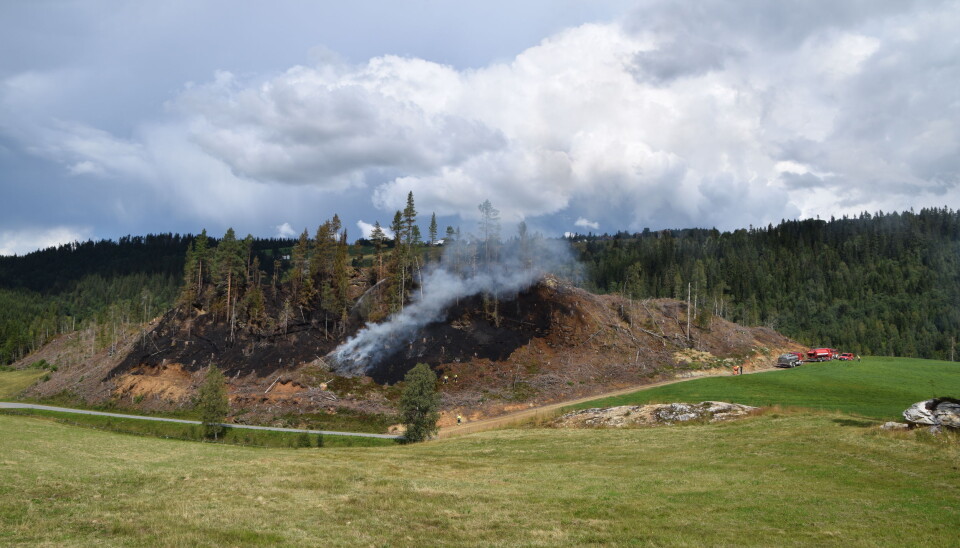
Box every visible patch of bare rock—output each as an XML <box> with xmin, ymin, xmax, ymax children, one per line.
<box><xmin>900</xmin><ymin>397</ymin><xmax>960</xmax><ymax>433</ymax></box>
<box><xmin>552</xmin><ymin>401</ymin><xmax>757</xmax><ymax>428</ymax></box>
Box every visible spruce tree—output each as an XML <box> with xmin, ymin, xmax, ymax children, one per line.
<box><xmin>197</xmin><ymin>364</ymin><xmax>229</xmax><ymax>440</ymax></box>
<box><xmin>399</xmin><ymin>362</ymin><xmax>440</xmax><ymax>442</ymax></box>
<box><xmin>428</xmin><ymin>212</ymin><xmax>438</xmax><ymax>246</ymax></box>
<box><xmin>402</xmin><ymin>192</ymin><xmax>418</xmax><ymax>248</ymax></box>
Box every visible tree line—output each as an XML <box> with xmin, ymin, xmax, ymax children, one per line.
<box><xmin>574</xmin><ymin>207</ymin><xmax>960</xmax><ymax>360</ymax></box>
<box><xmin>6</xmin><ymin>203</ymin><xmax>955</xmax><ymax>364</ymax></box>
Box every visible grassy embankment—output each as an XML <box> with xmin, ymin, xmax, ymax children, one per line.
<box><xmin>568</xmin><ymin>356</ymin><xmax>960</xmax><ymax>420</ymax></box>
<box><xmin>0</xmin><ymin>369</ymin><xmax>46</xmax><ymax>399</ymax></box>
<box><xmin>0</xmin><ymin>408</ymin><xmax>394</xmax><ymax>449</ymax></box>
<box><xmin>0</xmin><ymin>371</ymin><xmax>394</xmax><ymax>448</ymax></box>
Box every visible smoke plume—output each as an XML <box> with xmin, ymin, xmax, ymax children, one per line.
<box><xmin>329</xmin><ymin>236</ymin><xmax>579</xmax><ymax>376</ymax></box>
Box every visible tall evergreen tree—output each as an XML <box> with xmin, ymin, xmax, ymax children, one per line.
<box><xmin>428</xmin><ymin>212</ymin><xmax>438</xmax><ymax>246</ymax></box>
<box><xmin>333</xmin><ymin>229</ymin><xmax>350</xmax><ymax>334</ymax></box>
<box><xmin>478</xmin><ymin>199</ymin><xmax>500</xmax><ymax>264</ymax></box>
<box><xmin>402</xmin><ymin>192</ymin><xmax>418</xmax><ymax>248</ymax></box>
<box><xmin>370</xmin><ymin>221</ymin><xmax>387</xmax><ymax>282</ymax></box>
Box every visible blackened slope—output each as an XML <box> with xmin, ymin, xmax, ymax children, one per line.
<box><xmin>363</xmin><ymin>284</ymin><xmax>573</xmax><ymax>384</ymax></box>
<box><xmin>109</xmin><ymin>308</ymin><xmax>341</xmax><ymax>379</ymax></box>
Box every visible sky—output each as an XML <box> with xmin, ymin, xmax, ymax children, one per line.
<box><xmin>1</xmin><ymin>0</ymin><xmax>958</xmax><ymax>255</ymax></box>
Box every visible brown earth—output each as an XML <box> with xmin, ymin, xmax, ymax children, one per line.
<box><xmin>14</xmin><ymin>275</ymin><xmax>802</xmax><ymax>430</ymax></box>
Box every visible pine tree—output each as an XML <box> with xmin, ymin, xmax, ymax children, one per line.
<box><xmin>518</xmin><ymin>220</ymin><xmax>530</xmax><ymax>267</ymax></box>
<box><xmin>370</xmin><ymin>221</ymin><xmax>387</xmax><ymax>282</ymax></box>
<box><xmin>214</xmin><ymin>228</ymin><xmax>247</xmax><ymax>337</ymax></box>
<box><xmin>478</xmin><ymin>199</ymin><xmax>500</xmax><ymax>264</ymax></box>
<box><xmin>391</xmin><ymin>210</ymin><xmax>408</xmax><ymax>312</ymax></box>
<box><xmin>178</xmin><ymin>230</ymin><xmax>210</xmax><ymax>307</ymax></box>
<box><xmin>289</xmin><ymin>229</ymin><xmax>313</xmax><ymax>312</ymax></box>
<box><xmin>333</xmin><ymin>229</ymin><xmax>350</xmax><ymax>334</ymax></box>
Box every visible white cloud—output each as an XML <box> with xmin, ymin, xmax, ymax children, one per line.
<box><xmin>575</xmin><ymin>217</ymin><xmax>600</xmax><ymax>230</ymax></box>
<box><xmin>68</xmin><ymin>160</ymin><xmax>103</xmax><ymax>176</ymax></box>
<box><xmin>275</xmin><ymin>222</ymin><xmax>296</xmax><ymax>238</ymax></box>
<box><xmin>1</xmin><ymin>1</ymin><xmax>958</xmax><ymax>236</ymax></box>
<box><xmin>356</xmin><ymin>220</ymin><xmax>394</xmax><ymax>240</ymax></box>
<box><xmin>0</xmin><ymin>226</ymin><xmax>91</xmax><ymax>256</ymax></box>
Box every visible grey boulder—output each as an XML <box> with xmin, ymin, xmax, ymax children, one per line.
<box><xmin>902</xmin><ymin>398</ymin><xmax>960</xmax><ymax>429</ymax></box>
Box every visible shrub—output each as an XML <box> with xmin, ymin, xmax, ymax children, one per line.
<box><xmin>399</xmin><ymin>363</ymin><xmax>440</xmax><ymax>443</ymax></box>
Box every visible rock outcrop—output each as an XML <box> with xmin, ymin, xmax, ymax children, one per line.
<box><xmin>903</xmin><ymin>397</ymin><xmax>960</xmax><ymax>429</ymax></box>
<box><xmin>553</xmin><ymin>401</ymin><xmax>757</xmax><ymax>429</ymax></box>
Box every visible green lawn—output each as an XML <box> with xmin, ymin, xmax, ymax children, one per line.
<box><xmin>0</xmin><ymin>369</ymin><xmax>45</xmax><ymax>399</ymax></box>
<box><xmin>1</xmin><ymin>410</ymin><xmax>958</xmax><ymax>546</ymax></box>
<box><xmin>568</xmin><ymin>357</ymin><xmax>960</xmax><ymax>420</ymax></box>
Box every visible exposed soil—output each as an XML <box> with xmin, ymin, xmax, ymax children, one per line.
<box><xmin>15</xmin><ymin>274</ymin><xmax>802</xmax><ymax>430</ymax></box>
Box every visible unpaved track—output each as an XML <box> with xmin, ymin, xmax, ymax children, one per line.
<box><xmin>0</xmin><ymin>402</ymin><xmax>400</xmax><ymax>439</ymax></box>
<box><xmin>438</xmin><ymin>366</ymin><xmax>777</xmax><ymax>438</ymax></box>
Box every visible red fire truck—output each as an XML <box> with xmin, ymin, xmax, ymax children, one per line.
<box><xmin>806</xmin><ymin>348</ymin><xmax>833</xmax><ymax>362</ymax></box>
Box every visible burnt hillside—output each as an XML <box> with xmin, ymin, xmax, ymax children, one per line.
<box><xmin>24</xmin><ymin>274</ymin><xmax>798</xmax><ymax>425</ymax></box>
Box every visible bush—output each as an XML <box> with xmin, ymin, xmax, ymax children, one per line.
<box><xmin>399</xmin><ymin>363</ymin><xmax>440</xmax><ymax>443</ymax></box>
<box><xmin>196</xmin><ymin>365</ymin><xmax>229</xmax><ymax>440</ymax></box>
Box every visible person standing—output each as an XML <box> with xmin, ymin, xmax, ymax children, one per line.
<box><xmin>456</xmin><ymin>414</ymin><xmax>462</xmax><ymax>425</ymax></box>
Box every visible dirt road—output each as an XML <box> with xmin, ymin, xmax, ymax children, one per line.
<box><xmin>438</xmin><ymin>366</ymin><xmax>776</xmax><ymax>438</ymax></box>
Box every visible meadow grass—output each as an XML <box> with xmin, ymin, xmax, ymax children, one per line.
<box><xmin>0</xmin><ymin>369</ymin><xmax>45</xmax><ymax>399</ymax></box>
<box><xmin>0</xmin><ymin>408</ymin><xmax>394</xmax><ymax>448</ymax></box>
<box><xmin>568</xmin><ymin>357</ymin><xmax>960</xmax><ymax>420</ymax></box>
<box><xmin>1</xmin><ymin>410</ymin><xmax>958</xmax><ymax>546</ymax></box>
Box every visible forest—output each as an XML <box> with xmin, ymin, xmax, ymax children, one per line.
<box><xmin>574</xmin><ymin>207</ymin><xmax>960</xmax><ymax>359</ymax></box>
<box><xmin>1</xmin><ymin>206</ymin><xmax>958</xmax><ymax>365</ymax></box>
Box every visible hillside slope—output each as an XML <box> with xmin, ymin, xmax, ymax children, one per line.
<box><xmin>19</xmin><ymin>275</ymin><xmax>798</xmax><ymax>425</ymax></box>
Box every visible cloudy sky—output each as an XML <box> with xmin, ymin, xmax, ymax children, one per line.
<box><xmin>1</xmin><ymin>1</ymin><xmax>957</xmax><ymax>255</ymax></box>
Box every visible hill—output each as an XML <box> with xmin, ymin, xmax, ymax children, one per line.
<box><xmin>17</xmin><ymin>274</ymin><xmax>796</xmax><ymax>428</ymax></box>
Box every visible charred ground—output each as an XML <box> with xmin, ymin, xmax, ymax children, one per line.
<box><xmin>19</xmin><ymin>272</ymin><xmax>799</xmax><ymax>430</ymax></box>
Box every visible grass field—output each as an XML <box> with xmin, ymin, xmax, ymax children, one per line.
<box><xmin>1</xmin><ymin>410</ymin><xmax>958</xmax><ymax>546</ymax></box>
<box><xmin>2</xmin><ymin>357</ymin><xmax>960</xmax><ymax>545</ymax></box>
<box><xmin>568</xmin><ymin>357</ymin><xmax>960</xmax><ymax>420</ymax></box>
<box><xmin>0</xmin><ymin>369</ymin><xmax>45</xmax><ymax>399</ymax></box>
<box><xmin>0</xmin><ymin>408</ymin><xmax>395</xmax><ymax>448</ymax></box>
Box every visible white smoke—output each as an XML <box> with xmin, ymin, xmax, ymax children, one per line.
<box><xmin>329</xmin><ymin>236</ymin><xmax>579</xmax><ymax>376</ymax></box>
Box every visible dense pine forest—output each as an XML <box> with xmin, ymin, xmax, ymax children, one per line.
<box><xmin>575</xmin><ymin>207</ymin><xmax>960</xmax><ymax>360</ymax></box>
<box><xmin>2</xmin><ymin>207</ymin><xmax>958</xmax><ymax>365</ymax></box>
